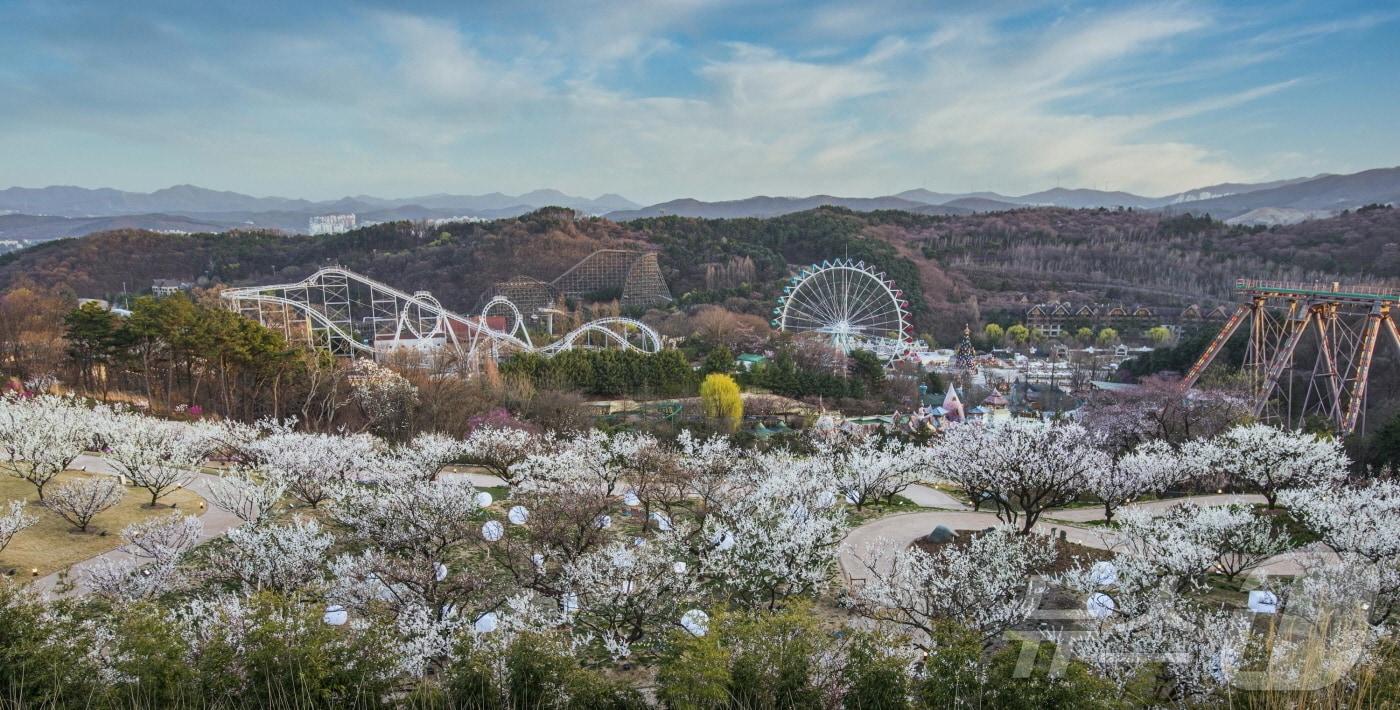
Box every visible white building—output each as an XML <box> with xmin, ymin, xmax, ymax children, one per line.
<box><xmin>309</xmin><ymin>214</ymin><xmax>357</xmax><ymax>235</ymax></box>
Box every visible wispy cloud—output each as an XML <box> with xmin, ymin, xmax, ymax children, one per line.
<box><xmin>0</xmin><ymin>0</ymin><xmax>1393</xmax><ymax>201</ymax></box>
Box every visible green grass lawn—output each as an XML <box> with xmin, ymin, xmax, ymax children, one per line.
<box><xmin>0</xmin><ymin>470</ymin><xmax>204</xmax><ymax>577</ymax></box>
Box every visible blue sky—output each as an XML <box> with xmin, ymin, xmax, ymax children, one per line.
<box><xmin>1</xmin><ymin>0</ymin><xmax>1397</xmax><ymax>204</ymax></box>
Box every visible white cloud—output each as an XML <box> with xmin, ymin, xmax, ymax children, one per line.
<box><xmin>1</xmin><ymin>0</ymin><xmax>1383</xmax><ymax>201</ymax></box>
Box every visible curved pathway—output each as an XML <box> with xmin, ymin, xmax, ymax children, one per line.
<box><xmin>1043</xmin><ymin>493</ymin><xmax>1266</xmax><ymax>523</ymax></box>
<box><xmin>840</xmin><ymin>491</ymin><xmax>1301</xmax><ymax>586</ymax></box>
<box><xmin>28</xmin><ymin>454</ymin><xmax>241</xmax><ymax>598</ymax></box>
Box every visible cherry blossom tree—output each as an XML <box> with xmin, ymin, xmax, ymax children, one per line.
<box><xmin>820</xmin><ymin>431</ymin><xmax>935</xmax><ymax>510</ymax></box>
<box><xmin>103</xmin><ymin>415</ymin><xmax>214</xmax><ymax>507</ymax></box>
<box><xmin>204</xmin><ymin>470</ymin><xmax>286</xmax><ymax>525</ymax></box>
<box><xmin>850</xmin><ymin>526</ymin><xmax>1056</xmax><ymax>648</ymax></box>
<box><xmin>560</xmin><ymin>535</ymin><xmax>700</xmax><ymax>660</ymax></box>
<box><xmin>700</xmin><ymin>451</ymin><xmax>846</xmax><ymax>608</ymax></box>
<box><xmin>1079</xmin><ymin>374</ymin><xmax>1249</xmax><ymax>452</ymax></box>
<box><xmin>87</xmin><ymin>514</ymin><xmax>203</xmax><ymax>600</ymax></box>
<box><xmin>515</xmin><ymin>429</ymin><xmax>648</xmax><ymax>498</ymax></box>
<box><xmin>329</xmin><ymin>475</ymin><xmax>492</xmax><ymax>623</ymax></box>
<box><xmin>461</xmin><ymin>425</ymin><xmax>550</xmax><ymax>485</ymax></box>
<box><xmin>0</xmin><ymin>394</ymin><xmax>97</xmax><ymax>500</ymax></box>
<box><xmin>348</xmin><ymin>360</ymin><xmax>418</xmax><ymax>439</ymax></box>
<box><xmin>45</xmin><ymin>476</ymin><xmax>124</xmax><ymax>532</ymax></box>
<box><xmin>389</xmin><ymin>432</ymin><xmax>466</xmax><ymax>481</ymax></box>
<box><xmin>215</xmin><ymin>516</ymin><xmax>333</xmax><ymax>593</ymax></box>
<box><xmin>1087</xmin><ymin>440</ymin><xmax>1186</xmax><ymax>522</ymax></box>
<box><xmin>246</xmin><ymin>430</ymin><xmax>379</xmax><ymax>508</ymax></box>
<box><xmin>0</xmin><ymin>500</ymin><xmax>38</xmax><ymax>554</ymax></box>
<box><xmin>931</xmin><ymin>419</ymin><xmax>1107</xmax><ymax>533</ymax></box>
<box><xmin>1281</xmin><ymin>481</ymin><xmax>1400</xmax><ymax>623</ymax></box>
<box><xmin>1117</xmin><ymin>503</ymin><xmax>1293</xmax><ymax>582</ymax></box>
<box><xmin>1186</xmin><ymin>424</ymin><xmax>1348</xmax><ymax>508</ymax></box>
<box><xmin>1058</xmin><ymin>524</ymin><xmax>1255</xmax><ymax>703</ymax></box>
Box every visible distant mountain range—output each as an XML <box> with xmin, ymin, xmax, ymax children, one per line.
<box><xmin>1</xmin><ymin>166</ymin><xmax>1397</xmax><ymax>244</ymax></box>
<box><xmin>604</xmin><ymin>169</ymin><xmax>1400</xmax><ymax>220</ymax></box>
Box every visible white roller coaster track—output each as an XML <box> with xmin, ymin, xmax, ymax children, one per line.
<box><xmin>221</xmin><ymin>267</ymin><xmax>662</xmax><ymax>366</ymax></box>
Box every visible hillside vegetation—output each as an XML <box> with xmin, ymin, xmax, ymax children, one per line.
<box><xmin>2</xmin><ymin>205</ymin><xmax>1397</xmax><ymax>341</ymax></box>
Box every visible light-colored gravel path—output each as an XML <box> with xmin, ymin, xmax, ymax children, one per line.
<box><xmin>1043</xmin><ymin>493</ymin><xmax>1268</xmax><ymax>523</ymax></box>
<box><xmin>902</xmin><ymin>483</ymin><xmax>971</xmax><ymax>509</ymax></box>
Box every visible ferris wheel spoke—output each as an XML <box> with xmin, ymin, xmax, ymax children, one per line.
<box><xmin>842</xmin><ymin>269</ymin><xmax>883</xmax><ymax>326</ymax></box>
<box><xmin>842</xmin><ymin>276</ymin><xmax>893</xmax><ymax>330</ymax></box>
<box><xmin>791</xmin><ymin>281</ymin><xmax>840</xmax><ymax>326</ymax></box>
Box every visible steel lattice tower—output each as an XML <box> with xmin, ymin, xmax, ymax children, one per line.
<box><xmin>1183</xmin><ymin>279</ymin><xmax>1400</xmax><ymax>434</ymax></box>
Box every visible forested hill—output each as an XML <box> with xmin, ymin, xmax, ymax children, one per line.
<box><xmin>2</xmin><ymin>204</ymin><xmax>1397</xmax><ymax>341</ymax></box>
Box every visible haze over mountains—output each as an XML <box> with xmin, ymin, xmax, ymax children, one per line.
<box><xmin>1</xmin><ymin>166</ymin><xmax>1397</xmax><ymax>244</ymax></box>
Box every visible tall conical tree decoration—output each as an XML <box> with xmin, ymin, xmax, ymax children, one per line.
<box><xmin>954</xmin><ymin>324</ymin><xmax>977</xmax><ymax>371</ymax></box>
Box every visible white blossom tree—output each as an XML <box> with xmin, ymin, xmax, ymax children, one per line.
<box><xmin>0</xmin><ymin>500</ymin><xmax>38</xmax><ymax>554</ymax></box>
<box><xmin>1186</xmin><ymin>424</ymin><xmax>1348</xmax><ymax>508</ymax></box>
<box><xmin>45</xmin><ymin>476</ymin><xmax>124</xmax><ymax>532</ymax></box>
<box><xmin>851</xmin><ymin>525</ymin><xmax>1056</xmax><ymax>648</ymax></box>
<box><xmin>204</xmin><ymin>470</ymin><xmax>286</xmax><ymax>525</ymax></box>
<box><xmin>389</xmin><ymin>432</ymin><xmax>466</xmax><ymax>481</ymax></box>
<box><xmin>103</xmin><ymin>415</ymin><xmax>214</xmax><ymax>507</ymax></box>
<box><xmin>820</xmin><ymin>431</ymin><xmax>935</xmax><ymax>510</ymax></box>
<box><xmin>246</xmin><ymin>430</ymin><xmax>379</xmax><ymax>508</ymax></box>
<box><xmin>215</xmin><ymin>515</ymin><xmax>333</xmax><ymax>593</ymax></box>
<box><xmin>0</xmin><ymin>394</ymin><xmax>98</xmax><ymax>500</ymax></box>
<box><xmin>700</xmin><ymin>451</ymin><xmax>847</xmax><ymax>608</ymax></box>
<box><xmin>461</xmin><ymin>425</ymin><xmax>551</xmax><ymax>485</ymax></box>
<box><xmin>931</xmin><ymin>419</ymin><xmax>1107</xmax><ymax>533</ymax></box>
<box><xmin>560</xmin><ymin>535</ymin><xmax>700</xmax><ymax>660</ymax></box>
<box><xmin>329</xmin><ymin>475</ymin><xmax>492</xmax><ymax>622</ymax></box>
<box><xmin>1103</xmin><ymin>502</ymin><xmax>1292</xmax><ymax>589</ymax></box>
<box><xmin>1281</xmin><ymin>481</ymin><xmax>1400</xmax><ymax>623</ymax></box>
<box><xmin>87</xmin><ymin>513</ymin><xmax>204</xmax><ymax>600</ymax></box>
<box><xmin>1088</xmin><ymin>440</ymin><xmax>1186</xmax><ymax>522</ymax></box>
<box><xmin>1058</xmin><ymin>526</ymin><xmax>1255</xmax><ymax>703</ymax></box>
<box><xmin>349</xmin><ymin>360</ymin><xmax>418</xmax><ymax>438</ymax></box>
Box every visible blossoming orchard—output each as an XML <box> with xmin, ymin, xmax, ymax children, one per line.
<box><xmin>1</xmin><ymin>389</ymin><xmax>1398</xmax><ymax>708</ymax></box>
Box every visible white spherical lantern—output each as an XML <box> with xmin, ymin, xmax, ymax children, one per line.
<box><xmin>474</xmin><ymin>491</ymin><xmax>494</xmax><ymax>508</ymax></box>
<box><xmin>474</xmin><ymin>612</ymin><xmax>499</xmax><ymax>634</ymax></box>
<box><xmin>323</xmin><ymin>604</ymin><xmax>348</xmax><ymax>626</ymax></box>
<box><xmin>481</xmin><ymin>520</ymin><xmax>504</xmax><ymax>542</ymax></box>
<box><xmin>508</xmin><ymin>505</ymin><xmax>530</xmax><ymax>525</ymax></box>
<box><xmin>1086</xmin><ymin>592</ymin><xmax>1116</xmax><ymax>619</ymax></box>
<box><xmin>680</xmin><ymin>609</ymin><xmax>709</xmax><ymax>637</ymax></box>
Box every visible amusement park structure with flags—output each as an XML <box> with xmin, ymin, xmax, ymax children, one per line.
<box><xmin>221</xmin><ymin>267</ymin><xmax>662</xmax><ymax>372</ymax></box>
<box><xmin>772</xmin><ymin>258</ymin><xmax>919</xmax><ymax>362</ymax></box>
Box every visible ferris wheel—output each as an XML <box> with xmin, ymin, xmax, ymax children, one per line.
<box><xmin>772</xmin><ymin>259</ymin><xmax>913</xmax><ymax>359</ymax></box>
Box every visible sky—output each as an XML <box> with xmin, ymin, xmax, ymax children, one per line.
<box><xmin>1</xmin><ymin>0</ymin><xmax>1397</xmax><ymax>204</ymax></box>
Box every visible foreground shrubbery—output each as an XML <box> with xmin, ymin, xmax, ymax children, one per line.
<box><xmin>5</xmin><ymin>392</ymin><xmax>1400</xmax><ymax>708</ymax></box>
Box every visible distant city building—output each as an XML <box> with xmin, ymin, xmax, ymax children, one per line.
<box><xmin>309</xmin><ymin>214</ymin><xmax>357</xmax><ymax>235</ymax></box>
<box><xmin>151</xmin><ymin>279</ymin><xmax>194</xmax><ymax>297</ymax></box>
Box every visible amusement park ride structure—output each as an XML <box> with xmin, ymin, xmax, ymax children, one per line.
<box><xmin>221</xmin><ymin>267</ymin><xmax>662</xmax><ymax>371</ymax></box>
<box><xmin>773</xmin><ymin>259</ymin><xmax>917</xmax><ymax>362</ymax></box>
<box><xmin>1183</xmin><ymin>279</ymin><xmax>1400</xmax><ymax>435</ymax></box>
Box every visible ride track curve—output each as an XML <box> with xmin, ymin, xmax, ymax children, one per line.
<box><xmin>220</xmin><ymin>267</ymin><xmax>663</xmax><ymax>366</ymax></box>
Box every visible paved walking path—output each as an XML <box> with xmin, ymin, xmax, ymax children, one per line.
<box><xmin>902</xmin><ymin>483</ymin><xmax>971</xmax><ymax>509</ymax></box>
<box><xmin>840</xmin><ymin>492</ymin><xmax>1303</xmax><ymax>585</ymax></box>
<box><xmin>1043</xmin><ymin>493</ymin><xmax>1267</xmax><ymax>523</ymax></box>
<box><xmin>28</xmin><ymin>454</ymin><xmax>241</xmax><ymax>598</ymax></box>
